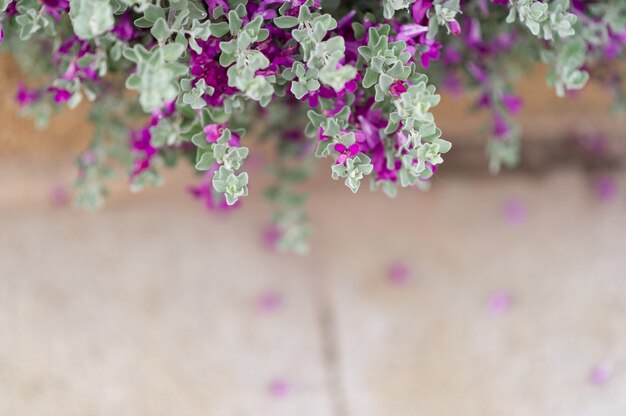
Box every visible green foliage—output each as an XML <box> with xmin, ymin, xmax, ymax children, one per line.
<box><xmin>14</xmin><ymin>0</ymin><xmax>55</xmax><ymax>39</ymax></box>
<box><xmin>541</xmin><ymin>37</ymin><xmax>589</xmax><ymax>97</ymax></box>
<box><xmin>507</xmin><ymin>0</ymin><xmax>577</xmax><ymax>41</ymax></box>
<box><xmin>123</xmin><ymin>44</ymin><xmax>187</xmax><ymax>112</ymax></box>
<box><xmin>284</xmin><ymin>5</ymin><xmax>356</xmax><ymax>91</ymax></box>
<box><xmin>69</xmin><ymin>0</ymin><xmax>115</xmax><ymax>40</ymax></box>
<box><xmin>331</xmin><ymin>154</ymin><xmax>374</xmax><ymax>193</ymax></box>
<box><xmin>428</xmin><ymin>0</ymin><xmax>461</xmax><ymax>38</ymax></box>
<box><xmin>359</xmin><ymin>26</ymin><xmax>413</xmax><ymax>102</ymax></box>
<box><xmin>382</xmin><ymin>0</ymin><xmax>417</xmax><ymax>19</ymax></box>
<box><xmin>220</xmin><ymin>9</ymin><xmax>275</xmax><ymax>105</ymax></box>
<box><xmin>0</xmin><ymin>0</ymin><xmax>11</xmax><ymax>12</ymax></box>
<box><xmin>212</xmin><ymin>166</ymin><xmax>249</xmax><ymax>205</ymax></box>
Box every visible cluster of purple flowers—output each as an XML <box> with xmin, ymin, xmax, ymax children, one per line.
<box><xmin>2</xmin><ymin>0</ymin><xmax>626</xmax><ymax>225</ymax></box>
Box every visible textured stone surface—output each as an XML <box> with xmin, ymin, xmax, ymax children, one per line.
<box><xmin>1</xmin><ymin>160</ymin><xmax>626</xmax><ymax>415</ymax></box>
<box><xmin>0</xmin><ymin>163</ymin><xmax>333</xmax><ymax>416</ymax></box>
<box><xmin>311</xmin><ymin>171</ymin><xmax>626</xmax><ymax>416</ymax></box>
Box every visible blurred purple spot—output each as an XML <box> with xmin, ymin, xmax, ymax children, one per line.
<box><xmin>387</xmin><ymin>261</ymin><xmax>412</xmax><ymax>286</ymax></box>
<box><xmin>504</xmin><ymin>199</ymin><xmax>527</xmax><ymax>226</ymax></box>
<box><xmin>49</xmin><ymin>183</ymin><xmax>69</xmax><ymax>207</ymax></box>
<box><xmin>262</xmin><ymin>225</ymin><xmax>282</xmax><ymax>250</ymax></box>
<box><xmin>486</xmin><ymin>291</ymin><xmax>512</xmax><ymax>316</ymax></box>
<box><xmin>572</xmin><ymin>130</ymin><xmax>607</xmax><ymax>157</ymax></box>
<box><xmin>594</xmin><ymin>175</ymin><xmax>618</xmax><ymax>202</ymax></box>
<box><xmin>256</xmin><ymin>291</ymin><xmax>283</xmax><ymax>313</ymax></box>
<box><xmin>267</xmin><ymin>378</ymin><xmax>292</xmax><ymax>398</ymax></box>
<box><xmin>81</xmin><ymin>150</ymin><xmax>97</xmax><ymax>165</ymax></box>
<box><xmin>589</xmin><ymin>362</ymin><xmax>613</xmax><ymax>386</ymax></box>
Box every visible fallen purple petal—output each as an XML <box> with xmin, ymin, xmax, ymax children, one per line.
<box><xmin>504</xmin><ymin>199</ymin><xmax>527</xmax><ymax>226</ymax></box>
<box><xmin>486</xmin><ymin>291</ymin><xmax>512</xmax><ymax>316</ymax></box>
<box><xmin>594</xmin><ymin>175</ymin><xmax>618</xmax><ymax>202</ymax></box>
<box><xmin>256</xmin><ymin>291</ymin><xmax>283</xmax><ymax>313</ymax></box>
<box><xmin>589</xmin><ymin>362</ymin><xmax>613</xmax><ymax>386</ymax></box>
<box><xmin>387</xmin><ymin>261</ymin><xmax>412</xmax><ymax>286</ymax></box>
<box><xmin>267</xmin><ymin>378</ymin><xmax>292</xmax><ymax>398</ymax></box>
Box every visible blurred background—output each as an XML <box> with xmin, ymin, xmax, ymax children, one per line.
<box><xmin>2</xmin><ymin>53</ymin><xmax>626</xmax><ymax>415</ymax></box>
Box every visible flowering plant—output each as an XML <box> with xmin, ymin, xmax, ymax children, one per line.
<box><xmin>1</xmin><ymin>0</ymin><xmax>625</xmax><ymax>251</ymax></box>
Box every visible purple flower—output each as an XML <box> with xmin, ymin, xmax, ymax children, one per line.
<box><xmin>396</xmin><ymin>24</ymin><xmax>428</xmax><ymax>42</ymax></box>
<box><xmin>501</xmin><ymin>93</ymin><xmax>523</xmax><ymax>114</ymax></box>
<box><xmin>412</xmin><ymin>0</ymin><xmax>433</xmax><ymax>23</ymax></box>
<box><xmin>15</xmin><ymin>83</ymin><xmax>40</xmax><ymax>107</ymax></box>
<box><xmin>390</xmin><ymin>80</ymin><xmax>407</xmax><ymax>97</ymax></box>
<box><xmin>4</xmin><ymin>1</ymin><xmax>17</xmax><ymax>15</ymax></box>
<box><xmin>130</xmin><ymin>128</ymin><xmax>156</xmax><ymax>179</ymax></box>
<box><xmin>47</xmin><ymin>87</ymin><xmax>72</xmax><ymax>103</ymax></box>
<box><xmin>204</xmin><ymin>123</ymin><xmax>240</xmax><ymax>146</ymax></box>
<box><xmin>189</xmin><ymin>39</ymin><xmax>238</xmax><ymax>106</ymax></box>
<box><xmin>492</xmin><ymin>113</ymin><xmax>510</xmax><ymax>138</ymax></box>
<box><xmin>112</xmin><ymin>12</ymin><xmax>136</xmax><ymax>41</ymax></box>
<box><xmin>443</xmin><ymin>73</ymin><xmax>463</xmax><ymax>95</ymax></box>
<box><xmin>337</xmin><ymin>10</ymin><xmax>356</xmax><ymax>29</ymax></box>
<box><xmin>334</xmin><ymin>142</ymin><xmax>360</xmax><ymax>164</ymax></box>
<box><xmin>41</xmin><ymin>0</ymin><xmax>69</xmax><ymax>20</ymax></box>
<box><xmin>205</xmin><ymin>0</ymin><xmax>229</xmax><ymax>17</ymax></box>
<box><xmin>129</xmin><ymin>102</ymin><xmax>176</xmax><ymax>180</ymax></box>
<box><xmin>442</xmin><ymin>45</ymin><xmax>462</xmax><ymax>64</ymax></box>
<box><xmin>303</xmin><ymin>85</ymin><xmax>337</xmax><ymax>108</ymax></box>
<box><xmin>188</xmin><ymin>170</ymin><xmax>240</xmax><ymax>211</ymax></box>
<box><xmin>449</xmin><ymin>20</ymin><xmax>461</xmax><ymax>36</ymax></box>
<box><xmin>420</xmin><ymin>40</ymin><xmax>441</xmax><ymax>68</ymax></box>
<box><xmin>356</xmin><ymin>113</ymin><xmax>383</xmax><ymax>149</ymax></box>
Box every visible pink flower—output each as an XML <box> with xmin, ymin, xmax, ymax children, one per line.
<box><xmin>15</xmin><ymin>83</ymin><xmax>39</xmax><ymax>107</ymax></box>
<box><xmin>188</xmin><ymin>170</ymin><xmax>240</xmax><ymax>212</ymax></box>
<box><xmin>449</xmin><ymin>20</ymin><xmax>461</xmax><ymax>36</ymax></box>
<box><xmin>41</xmin><ymin>0</ymin><xmax>69</xmax><ymax>20</ymax></box>
<box><xmin>47</xmin><ymin>87</ymin><xmax>72</xmax><ymax>103</ymax></box>
<box><xmin>204</xmin><ymin>124</ymin><xmax>240</xmax><ymax>146</ymax></box>
<box><xmin>493</xmin><ymin>113</ymin><xmax>510</xmax><ymax>138</ymax></box>
<box><xmin>205</xmin><ymin>0</ymin><xmax>229</xmax><ymax>16</ymax></box>
<box><xmin>390</xmin><ymin>80</ymin><xmax>408</xmax><ymax>97</ymax></box>
<box><xmin>501</xmin><ymin>93</ymin><xmax>523</xmax><ymax>114</ymax></box>
<box><xmin>204</xmin><ymin>124</ymin><xmax>223</xmax><ymax>143</ymax></box>
<box><xmin>334</xmin><ymin>142</ymin><xmax>360</xmax><ymax>164</ymax></box>
<box><xmin>112</xmin><ymin>12</ymin><xmax>136</xmax><ymax>41</ymax></box>
<box><xmin>420</xmin><ymin>41</ymin><xmax>441</xmax><ymax>68</ymax></box>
